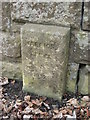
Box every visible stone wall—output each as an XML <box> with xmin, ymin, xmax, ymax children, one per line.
<box><xmin>0</xmin><ymin>2</ymin><xmax>90</xmax><ymax>95</ymax></box>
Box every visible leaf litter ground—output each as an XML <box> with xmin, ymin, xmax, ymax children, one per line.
<box><xmin>0</xmin><ymin>78</ymin><xmax>90</xmax><ymax>120</ymax></box>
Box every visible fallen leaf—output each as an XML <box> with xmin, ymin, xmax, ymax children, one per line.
<box><xmin>65</xmin><ymin>110</ymin><xmax>76</xmax><ymax>120</ymax></box>
<box><xmin>24</xmin><ymin>106</ymin><xmax>33</xmax><ymax>114</ymax></box>
<box><xmin>16</xmin><ymin>99</ymin><xmax>22</xmax><ymax>106</ymax></box>
<box><xmin>3</xmin><ymin>116</ymin><xmax>9</xmax><ymax>119</ymax></box>
<box><xmin>0</xmin><ymin>101</ymin><xmax>4</xmax><ymax>110</ymax></box>
<box><xmin>42</xmin><ymin>102</ymin><xmax>50</xmax><ymax>110</ymax></box>
<box><xmin>86</xmin><ymin>108</ymin><xmax>90</xmax><ymax>118</ymax></box>
<box><xmin>0</xmin><ymin>87</ymin><xmax>3</xmax><ymax>93</ymax></box>
<box><xmin>67</xmin><ymin>98</ymin><xmax>78</xmax><ymax>106</ymax></box>
<box><xmin>53</xmin><ymin>112</ymin><xmax>63</xmax><ymax>119</ymax></box>
<box><xmin>23</xmin><ymin>115</ymin><xmax>33</xmax><ymax>120</ymax></box>
<box><xmin>4</xmin><ymin>104</ymin><xmax>13</xmax><ymax>113</ymax></box>
<box><xmin>11</xmin><ymin>80</ymin><xmax>15</xmax><ymax>85</ymax></box>
<box><xmin>81</xmin><ymin>96</ymin><xmax>90</xmax><ymax>102</ymax></box>
<box><xmin>0</xmin><ymin>93</ymin><xmax>4</xmax><ymax>99</ymax></box>
<box><xmin>53</xmin><ymin>109</ymin><xmax>59</xmax><ymax>114</ymax></box>
<box><xmin>31</xmin><ymin>99</ymin><xmax>41</xmax><ymax>107</ymax></box>
<box><xmin>24</xmin><ymin>95</ymin><xmax>30</xmax><ymax>102</ymax></box>
<box><xmin>66</xmin><ymin>108</ymin><xmax>73</xmax><ymax>115</ymax></box>
<box><xmin>1</xmin><ymin>98</ymin><xmax>7</xmax><ymax>103</ymax></box>
<box><xmin>26</xmin><ymin>101</ymin><xmax>33</xmax><ymax>107</ymax></box>
<box><xmin>60</xmin><ymin>109</ymin><xmax>67</xmax><ymax>115</ymax></box>
<box><xmin>32</xmin><ymin>108</ymin><xmax>42</xmax><ymax>115</ymax></box>
<box><xmin>0</xmin><ymin>77</ymin><xmax>8</xmax><ymax>86</ymax></box>
<box><xmin>17</xmin><ymin>111</ymin><xmax>22</xmax><ymax>119</ymax></box>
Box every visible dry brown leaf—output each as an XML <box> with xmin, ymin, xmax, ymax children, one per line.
<box><xmin>81</xmin><ymin>96</ymin><xmax>90</xmax><ymax>102</ymax></box>
<box><xmin>42</xmin><ymin>102</ymin><xmax>50</xmax><ymax>110</ymax></box>
<box><xmin>53</xmin><ymin>112</ymin><xmax>63</xmax><ymax>119</ymax></box>
<box><xmin>24</xmin><ymin>106</ymin><xmax>33</xmax><ymax>114</ymax></box>
<box><xmin>4</xmin><ymin>104</ymin><xmax>13</xmax><ymax>113</ymax></box>
<box><xmin>0</xmin><ymin>101</ymin><xmax>4</xmax><ymax>110</ymax></box>
<box><xmin>1</xmin><ymin>98</ymin><xmax>7</xmax><ymax>103</ymax></box>
<box><xmin>26</xmin><ymin>101</ymin><xmax>33</xmax><ymax>107</ymax></box>
<box><xmin>16</xmin><ymin>99</ymin><xmax>22</xmax><ymax>106</ymax></box>
<box><xmin>53</xmin><ymin>109</ymin><xmax>59</xmax><ymax>114</ymax></box>
<box><xmin>60</xmin><ymin>109</ymin><xmax>67</xmax><ymax>115</ymax></box>
<box><xmin>23</xmin><ymin>115</ymin><xmax>33</xmax><ymax>120</ymax></box>
<box><xmin>67</xmin><ymin>98</ymin><xmax>78</xmax><ymax>106</ymax></box>
<box><xmin>86</xmin><ymin>109</ymin><xmax>90</xmax><ymax>118</ymax></box>
<box><xmin>0</xmin><ymin>93</ymin><xmax>4</xmax><ymax>99</ymax></box>
<box><xmin>66</xmin><ymin>108</ymin><xmax>73</xmax><ymax>115</ymax></box>
<box><xmin>0</xmin><ymin>77</ymin><xmax>8</xmax><ymax>86</ymax></box>
<box><xmin>31</xmin><ymin>99</ymin><xmax>41</xmax><ymax>106</ymax></box>
<box><xmin>24</xmin><ymin>95</ymin><xmax>30</xmax><ymax>101</ymax></box>
<box><xmin>0</xmin><ymin>87</ymin><xmax>3</xmax><ymax>93</ymax></box>
<box><xmin>3</xmin><ymin>116</ymin><xmax>9</xmax><ymax>119</ymax></box>
<box><xmin>11</xmin><ymin>80</ymin><xmax>15</xmax><ymax>85</ymax></box>
<box><xmin>32</xmin><ymin>108</ymin><xmax>42</xmax><ymax>115</ymax></box>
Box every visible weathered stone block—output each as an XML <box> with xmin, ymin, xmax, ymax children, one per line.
<box><xmin>78</xmin><ymin>65</ymin><xmax>90</xmax><ymax>94</ymax></box>
<box><xmin>0</xmin><ymin>2</ymin><xmax>2</xmax><ymax>30</ymax></box>
<box><xmin>0</xmin><ymin>31</ymin><xmax>21</xmax><ymax>59</ymax></box>
<box><xmin>2</xmin><ymin>2</ymin><xmax>12</xmax><ymax>31</ymax></box>
<box><xmin>67</xmin><ymin>63</ymin><xmax>79</xmax><ymax>93</ymax></box>
<box><xmin>12</xmin><ymin>2</ymin><xmax>88</xmax><ymax>29</ymax></box>
<box><xmin>21</xmin><ymin>23</ymin><xmax>70</xmax><ymax>100</ymax></box>
<box><xmin>0</xmin><ymin>29</ymin><xmax>22</xmax><ymax>80</ymax></box>
<box><xmin>0</xmin><ymin>61</ymin><xmax>22</xmax><ymax>80</ymax></box>
<box><xmin>72</xmin><ymin>31</ymin><xmax>90</xmax><ymax>64</ymax></box>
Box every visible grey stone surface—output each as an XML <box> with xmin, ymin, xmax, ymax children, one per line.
<box><xmin>67</xmin><ymin>63</ymin><xmax>79</xmax><ymax>93</ymax></box>
<box><xmin>0</xmin><ymin>31</ymin><xmax>21</xmax><ymax>59</ymax></box>
<box><xmin>0</xmin><ymin>2</ymin><xmax>2</xmax><ymax>30</ymax></box>
<box><xmin>0</xmin><ymin>61</ymin><xmax>2</xmax><ymax>77</ymax></box>
<box><xmin>12</xmin><ymin>2</ymin><xmax>88</xmax><ymax>29</ymax></box>
<box><xmin>71</xmin><ymin>31</ymin><xmax>90</xmax><ymax>64</ymax></box>
<box><xmin>12</xmin><ymin>2</ymin><xmax>89</xmax><ymax>64</ymax></box>
<box><xmin>0</xmin><ymin>61</ymin><xmax>22</xmax><ymax>80</ymax></box>
<box><xmin>2</xmin><ymin>2</ymin><xmax>13</xmax><ymax>32</ymax></box>
<box><xmin>78</xmin><ymin>65</ymin><xmax>90</xmax><ymax>94</ymax></box>
<box><xmin>21</xmin><ymin>23</ymin><xmax>70</xmax><ymax>100</ymax></box>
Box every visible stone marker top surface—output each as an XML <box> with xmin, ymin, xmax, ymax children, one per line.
<box><xmin>21</xmin><ymin>23</ymin><xmax>70</xmax><ymax>36</ymax></box>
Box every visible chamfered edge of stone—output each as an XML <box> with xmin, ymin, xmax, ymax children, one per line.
<box><xmin>21</xmin><ymin>23</ymin><xmax>70</xmax><ymax>35</ymax></box>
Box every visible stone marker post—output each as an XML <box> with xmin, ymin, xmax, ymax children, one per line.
<box><xmin>21</xmin><ymin>23</ymin><xmax>70</xmax><ymax>101</ymax></box>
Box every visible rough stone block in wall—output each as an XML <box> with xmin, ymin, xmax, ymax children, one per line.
<box><xmin>71</xmin><ymin>31</ymin><xmax>90</xmax><ymax>64</ymax></box>
<box><xmin>0</xmin><ymin>2</ymin><xmax>22</xmax><ymax>80</ymax></box>
<box><xmin>78</xmin><ymin>65</ymin><xmax>90</xmax><ymax>94</ymax></box>
<box><xmin>21</xmin><ymin>23</ymin><xmax>70</xmax><ymax>101</ymax></box>
<box><xmin>12</xmin><ymin>2</ymin><xmax>88</xmax><ymax>29</ymax></box>
<box><xmin>67</xmin><ymin>63</ymin><xmax>90</xmax><ymax>94</ymax></box>
<box><xmin>67</xmin><ymin>63</ymin><xmax>79</xmax><ymax>93</ymax></box>
<box><xmin>0</xmin><ymin>31</ymin><xmax>21</xmax><ymax>59</ymax></box>
<box><xmin>0</xmin><ymin>61</ymin><xmax>22</xmax><ymax>80</ymax></box>
<box><xmin>0</xmin><ymin>27</ymin><xmax>22</xmax><ymax>79</ymax></box>
<box><xmin>1</xmin><ymin>2</ymin><xmax>25</xmax><ymax>32</ymax></box>
<box><xmin>0</xmin><ymin>2</ymin><xmax>2</xmax><ymax>30</ymax></box>
<box><xmin>2</xmin><ymin>2</ymin><xmax>12</xmax><ymax>31</ymax></box>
